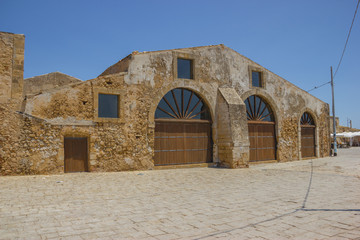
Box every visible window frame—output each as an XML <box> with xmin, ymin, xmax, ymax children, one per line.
<box><xmin>249</xmin><ymin>65</ymin><xmax>266</xmax><ymax>89</ymax></box>
<box><xmin>98</xmin><ymin>93</ymin><xmax>119</xmax><ymax>119</ymax></box>
<box><xmin>93</xmin><ymin>87</ymin><xmax>125</xmax><ymax>123</ymax></box>
<box><xmin>173</xmin><ymin>52</ymin><xmax>196</xmax><ymax>81</ymax></box>
<box><xmin>251</xmin><ymin>71</ymin><xmax>262</xmax><ymax>88</ymax></box>
<box><xmin>177</xmin><ymin>58</ymin><xmax>194</xmax><ymax>79</ymax></box>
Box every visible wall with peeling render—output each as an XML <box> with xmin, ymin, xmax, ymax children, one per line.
<box><xmin>0</xmin><ymin>34</ymin><xmax>330</xmax><ymax>175</ymax></box>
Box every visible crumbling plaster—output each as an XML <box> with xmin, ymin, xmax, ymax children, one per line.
<box><xmin>0</xmin><ymin>37</ymin><xmax>330</xmax><ymax>175</ymax></box>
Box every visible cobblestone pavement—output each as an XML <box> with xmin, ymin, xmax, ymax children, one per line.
<box><xmin>1</xmin><ymin>148</ymin><xmax>360</xmax><ymax>240</ymax></box>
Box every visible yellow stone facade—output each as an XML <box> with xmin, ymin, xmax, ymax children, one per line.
<box><xmin>0</xmin><ymin>31</ymin><xmax>330</xmax><ymax>175</ymax></box>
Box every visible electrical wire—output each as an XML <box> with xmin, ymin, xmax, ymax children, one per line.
<box><xmin>307</xmin><ymin>81</ymin><xmax>330</xmax><ymax>92</ymax></box>
<box><xmin>307</xmin><ymin>0</ymin><xmax>359</xmax><ymax>92</ymax></box>
<box><xmin>334</xmin><ymin>0</ymin><xmax>360</xmax><ymax>79</ymax></box>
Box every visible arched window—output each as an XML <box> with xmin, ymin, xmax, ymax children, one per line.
<box><xmin>155</xmin><ymin>88</ymin><xmax>211</xmax><ymax>120</ymax></box>
<box><xmin>300</xmin><ymin>112</ymin><xmax>315</xmax><ymax>126</ymax></box>
<box><xmin>244</xmin><ymin>95</ymin><xmax>274</xmax><ymax>122</ymax></box>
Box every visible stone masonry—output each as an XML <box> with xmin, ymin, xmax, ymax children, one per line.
<box><xmin>0</xmin><ymin>31</ymin><xmax>330</xmax><ymax>175</ymax></box>
<box><xmin>24</xmin><ymin>71</ymin><xmax>82</xmax><ymax>96</ymax></box>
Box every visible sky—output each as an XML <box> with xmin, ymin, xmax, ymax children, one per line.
<box><xmin>1</xmin><ymin>0</ymin><xmax>359</xmax><ymax>128</ymax></box>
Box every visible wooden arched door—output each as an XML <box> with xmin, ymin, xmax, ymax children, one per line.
<box><xmin>245</xmin><ymin>95</ymin><xmax>276</xmax><ymax>162</ymax></box>
<box><xmin>154</xmin><ymin>88</ymin><xmax>212</xmax><ymax>165</ymax></box>
<box><xmin>301</xmin><ymin>112</ymin><xmax>316</xmax><ymax>158</ymax></box>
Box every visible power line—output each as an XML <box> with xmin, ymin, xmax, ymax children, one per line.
<box><xmin>307</xmin><ymin>0</ymin><xmax>360</xmax><ymax>92</ymax></box>
<box><xmin>334</xmin><ymin>0</ymin><xmax>360</xmax><ymax>78</ymax></box>
<box><xmin>307</xmin><ymin>81</ymin><xmax>330</xmax><ymax>92</ymax></box>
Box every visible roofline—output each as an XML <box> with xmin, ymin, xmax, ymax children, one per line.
<box><xmin>0</xmin><ymin>31</ymin><xmax>25</xmax><ymax>36</ymax></box>
<box><xmin>132</xmin><ymin>44</ymin><xmax>225</xmax><ymax>55</ymax></box>
<box><xmin>103</xmin><ymin>44</ymin><xmax>327</xmax><ymax>105</ymax></box>
<box><xmin>220</xmin><ymin>45</ymin><xmax>328</xmax><ymax>105</ymax></box>
<box><xmin>24</xmin><ymin>71</ymin><xmax>81</xmax><ymax>81</ymax></box>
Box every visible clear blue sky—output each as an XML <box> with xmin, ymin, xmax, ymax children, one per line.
<box><xmin>1</xmin><ymin>0</ymin><xmax>359</xmax><ymax>128</ymax></box>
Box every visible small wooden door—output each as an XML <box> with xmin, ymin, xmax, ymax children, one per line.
<box><xmin>248</xmin><ymin>122</ymin><xmax>276</xmax><ymax>162</ymax></box>
<box><xmin>154</xmin><ymin>120</ymin><xmax>212</xmax><ymax>165</ymax></box>
<box><xmin>301</xmin><ymin>126</ymin><xmax>316</xmax><ymax>158</ymax></box>
<box><xmin>300</xmin><ymin>112</ymin><xmax>316</xmax><ymax>158</ymax></box>
<box><xmin>64</xmin><ymin>137</ymin><xmax>88</xmax><ymax>172</ymax></box>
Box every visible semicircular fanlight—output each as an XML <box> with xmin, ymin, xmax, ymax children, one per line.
<box><xmin>155</xmin><ymin>88</ymin><xmax>211</xmax><ymax>120</ymax></box>
<box><xmin>245</xmin><ymin>95</ymin><xmax>274</xmax><ymax>122</ymax></box>
<box><xmin>300</xmin><ymin>112</ymin><xmax>315</xmax><ymax>126</ymax></box>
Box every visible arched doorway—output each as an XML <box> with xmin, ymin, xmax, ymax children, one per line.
<box><xmin>245</xmin><ymin>95</ymin><xmax>276</xmax><ymax>162</ymax></box>
<box><xmin>154</xmin><ymin>88</ymin><xmax>212</xmax><ymax>165</ymax></box>
<box><xmin>300</xmin><ymin>112</ymin><xmax>316</xmax><ymax>158</ymax></box>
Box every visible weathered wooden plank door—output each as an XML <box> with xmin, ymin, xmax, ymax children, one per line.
<box><xmin>154</xmin><ymin>120</ymin><xmax>212</xmax><ymax>165</ymax></box>
<box><xmin>248</xmin><ymin>122</ymin><xmax>276</xmax><ymax>162</ymax></box>
<box><xmin>64</xmin><ymin>137</ymin><xmax>88</xmax><ymax>172</ymax></box>
<box><xmin>300</xmin><ymin>112</ymin><xmax>316</xmax><ymax>158</ymax></box>
<box><xmin>301</xmin><ymin>126</ymin><xmax>315</xmax><ymax>158</ymax></box>
<box><xmin>245</xmin><ymin>95</ymin><xmax>276</xmax><ymax>162</ymax></box>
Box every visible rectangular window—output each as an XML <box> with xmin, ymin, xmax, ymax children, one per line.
<box><xmin>177</xmin><ymin>58</ymin><xmax>193</xmax><ymax>79</ymax></box>
<box><xmin>252</xmin><ymin>71</ymin><xmax>262</xmax><ymax>87</ymax></box>
<box><xmin>98</xmin><ymin>94</ymin><xmax>118</xmax><ymax>118</ymax></box>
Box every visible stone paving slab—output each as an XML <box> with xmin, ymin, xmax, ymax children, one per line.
<box><xmin>1</xmin><ymin>148</ymin><xmax>360</xmax><ymax>239</ymax></box>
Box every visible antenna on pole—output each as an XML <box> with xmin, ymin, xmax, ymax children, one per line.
<box><xmin>331</xmin><ymin>66</ymin><xmax>337</xmax><ymax>156</ymax></box>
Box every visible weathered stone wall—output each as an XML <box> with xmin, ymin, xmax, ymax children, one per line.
<box><xmin>20</xmin><ymin>73</ymin><xmax>156</xmax><ymax>174</ymax></box>
<box><xmin>318</xmin><ymin>106</ymin><xmax>331</xmax><ymax>157</ymax></box>
<box><xmin>26</xmin><ymin>81</ymin><xmax>93</xmax><ymax>123</ymax></box>
<box><xmin>0</xmin><ymin>32</ymin><xmax>27</xmax><ymax>175</ymax></box>
<box><xmin>0</xmin><ymin>32</ymin><xmax>24</xmax><ymax>105</ymax></box>
<box><xmin>0</xmin><ymin>103</ymin><xmax>24</xmax><ymax>174</ymax></box>
<box><xmin>0</xmin><ymin>42</ymin><xmax>330</xmax><ymax>175</ymax></box>
<box><xmin>222</xmin><ymin>46</ymin><xmax>330</xmax><ymax>162</ymax></box>
<box><xmin>278</xmin><ymin>117</ymin><xmax>299</xmax><ymax>162</ymax></box>
<box><xmin>24</xmin><ymin>72</ymin><xmax>82</xmax><ymax>96</ymax></box>
<box><xmin>216</xmin><ymin>88</ymin><xmax>249</xmax><ymax>168</ymax></box>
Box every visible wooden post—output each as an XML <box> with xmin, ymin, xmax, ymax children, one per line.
<box><xmin>331</xmin><ymin>66</ymin><xmax>337</xmax><ymax>156</ymax></box>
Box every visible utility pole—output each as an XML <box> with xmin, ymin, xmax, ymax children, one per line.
<box><xmin>331</xmin><ymin>66</ymin><xmax>337</xmax><ymax>156</ymax></box>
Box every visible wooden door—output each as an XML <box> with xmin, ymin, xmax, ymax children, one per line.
<box><xmin>64</xmin><ymin>137</ymin><xmax>88</xmax><ymax>172</ymax></box>
<box><xmin>154</xmin><ymin>120</ymin><xmax>212</xmax><ymax>165</ymax></box>
<box><xmin>301</xmin><ymin>126</ymin><xmax>315</xmax><ymax>158</ymax></box>
<box><xmin>248</xmin><ymin>122</ymin><xmax>276</xmax><ymax>162</ymax></box>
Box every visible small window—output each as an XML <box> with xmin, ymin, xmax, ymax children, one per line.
<box><xmin>98</xmin><ymin>94</ymin><xmax>118</xmax><ymax>118</ymax></box>
<box><xmin>177</xmin><ymin>58</ymin><xmax>193</xmax><ymax>79</ymax></box>
<box><xmin>252</xmin><ymin>71</ymin><xmax>262</xmax><ymax>87</ymax></box>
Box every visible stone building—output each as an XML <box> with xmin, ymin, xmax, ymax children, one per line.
<box><xmin>0</xmin><ymin>31</ymin><xmax>330</xmax><ymax>175</ymax></box>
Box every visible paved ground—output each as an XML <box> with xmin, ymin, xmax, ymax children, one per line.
<box><xmin>1</xmin><ymin>148</ymin><xmax>360</xmax><ymax>240</ymax></box>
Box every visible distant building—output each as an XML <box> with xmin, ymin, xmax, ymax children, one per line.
<box><xmin>329</xmin><ymin>116</ymin><xmax>359</xmax><ymax>134</ymax></box>
<box><xmin>329</xmin><ymin>116</ymin><xmax>340</xmax><ymax>134</ymax></box>
<box><xmin>0</xmin><ymin>31</ymin><xmax>330</xmax><ymax>175</ymax></box>
<box><xmin>24</xmin><ymin>72</ymin><xmax>81</xmax><ymax>96</ymax></box>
